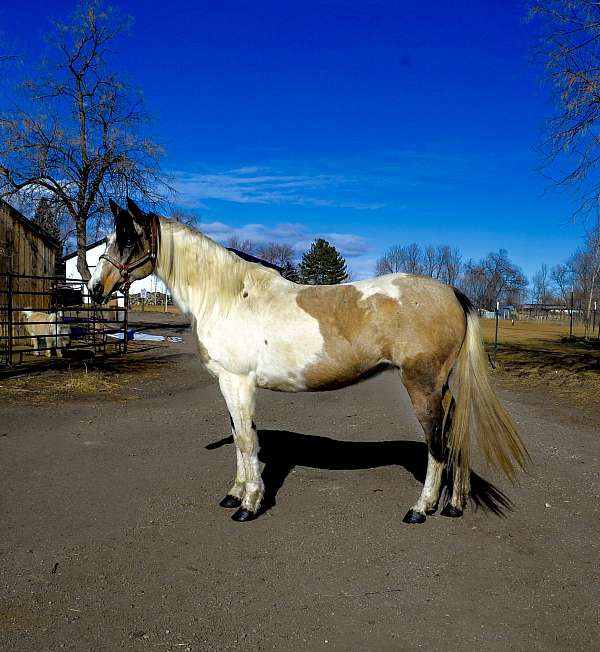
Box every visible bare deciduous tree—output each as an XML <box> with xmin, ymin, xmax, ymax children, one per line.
<box><xmin>226</xmin><ymin>236</ymin><xmax>257</xmax><ymax>255</ymax></box>
<box><xmin>531</xmin><ymin>1</ymin><xmax>600</xmax><ymax>215</ymax></box>
<box><xmin>257</xmin><ymin>241</ymin><xmax>298</xmax><ymax>281</ymax></box>
<box><xmin>550</xmin><ymin>263</ymin><xmax>572</xmax><ymax>305</ymax></box>
<box><xmin>461</xmin><ymin>250</ymin><xmax>528</xmax><ymax>309</ymax></box>
<box><xmin>171</xmin><ymin>208</ymin><xmax>199</xmax><ymax>227</ymax></box>
<box><xmin>531</xmin><ymin>263</ymin><xmax>551</xmax><ymax>304</ymax></box>
<box><xmin>375</xmin><ymin>245</ymin><xmax>408</xmax><ymax>275</ymax></box>
<box><xmin>376</xmin><ymin>242</ymin><xmax>462</xmax><ymax>284</ymax></box>
<box><xmin>0</xmin><ymin>0</ymin><xmax>169</xmax><ymax>280</ymax></box>
<box><xmin>423</xmin><ymin>244</ymin><xmax>440</xmax><ymax>278</ymax></box>
<box><xmin>375</xmin><ymin>243</ymin><xmax>424</xmax><ymax>276</ymax></box>
<box><xmin>257</xmin><ymin>242</ymin><xmax>295</xmax><ymax>267</ymax></box>
<box><xmin>437</xmin><ymin>245</ymin><xmax>462</xmax><ymax>285</ymax></box>
<box><xmin>568</xmin><ymin>227</ymin><xmax>600</xmax><ymax>335</ymax></box>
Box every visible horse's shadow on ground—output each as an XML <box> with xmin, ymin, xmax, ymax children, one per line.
<box><xmin>206</xmin><ymin>429</ymin><xmax>512</xmax><ymax>517</ymax></box>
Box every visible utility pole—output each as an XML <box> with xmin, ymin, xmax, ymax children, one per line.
<box><xmin>494</xmin><ymin>300</ymin><xmax>500</xmax><ymax>366</ymax></box>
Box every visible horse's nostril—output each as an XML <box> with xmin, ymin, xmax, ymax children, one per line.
<box><xmin>89</xmin><ymin>282</ymin><xmax>102</xmax><ymax>303</ymax></box>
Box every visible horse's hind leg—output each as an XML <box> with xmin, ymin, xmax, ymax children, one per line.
<box><xmin>441</xmin><ymin>413</ymin><xmax>470</xmax><ymax>519</ymax></box>
<box><xmin>401</xmin><ymin>374</ymin><xmax>448</xmax><ymax>525</ymax></box>
<box><xmin>218</xmin><ymin>372</ymin><xmax>264</xmax><ymax>522</ymax></box>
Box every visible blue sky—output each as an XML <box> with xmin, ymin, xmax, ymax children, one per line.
<box><xmin>0</xmin><ymin>1</ymin><xmax>590</xmax><ymax>280</ymax></box>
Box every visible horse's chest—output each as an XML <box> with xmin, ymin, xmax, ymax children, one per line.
<box><xmin>194</xmin><ymin>309</ymin><xmax>325</xmax><ymax>390</ymax></box>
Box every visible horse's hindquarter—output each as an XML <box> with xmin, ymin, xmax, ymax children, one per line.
<box><xmin>295</xmin><ymin>275</ymin><xmax>467</xmax><ymax>390</ymax></box>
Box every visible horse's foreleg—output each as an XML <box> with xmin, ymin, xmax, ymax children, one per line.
<box><xmin>218</xmin><ymin>372</ymin><xmax>263</xmax><ymax>522</ymax></box>
<box><xmin>219</xmin><ymin>414</ymin><xmax>246</xmax><ymax>509</ymax></box>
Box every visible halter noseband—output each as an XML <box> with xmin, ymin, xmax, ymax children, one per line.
<box><xmin>99</xmin><ymin>212</ymin><xmax>159</xmax><ymax>291</ymax></box>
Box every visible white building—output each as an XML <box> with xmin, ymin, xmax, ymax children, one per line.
<box><xmin>63</xmin><ymin>237</ymin><xmax>169</xmax><ymax>305</ymax></box>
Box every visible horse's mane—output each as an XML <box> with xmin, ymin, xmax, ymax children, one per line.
<box><xmin>156</xmin><ymin>217</ymin><xmax>282</xmax><ymax>317</ymax></box>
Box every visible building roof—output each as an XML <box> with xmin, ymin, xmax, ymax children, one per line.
<box><xmin>0</xmin><ymin>199</ymin><xmax>60</xmax><ymax>251</ymax></box>
<box><xmin>227</xmin><ymin>248</ymin><xmax>283</xmax><ymax>272</ymax></box>
<box><xmin>62</xmin><ymin>236</ymin><xmax>107</xmax><ymax>261</ymax></box>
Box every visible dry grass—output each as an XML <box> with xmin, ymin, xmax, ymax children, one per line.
<box><xmin>480</xmin><ymin>318</ymin><xmax>600</xmax><ymax>414</ymax></box>
<box><xmin>0</xmin><ymin>348</ymin><xmax>176</xmax><ymax>404</ymax></box>
<box><xmin>479</xmin><ymin>318</ymin><xmax>589</xmax><ymax>343</ymax></box>
<box><xmin>0</xmin><ymin>367</ymin><xmax>121</xmax><ymax>403</ymax></box>
<box><xmin>128</xmin><ymin>304</ymin><xmax>181</xmax><ymax>314</ymax></box>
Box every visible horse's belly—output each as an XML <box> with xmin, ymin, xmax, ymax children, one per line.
<box><xmin>255</xmin><ymin>350</ymin><xmax>315</xmax><ymax>391</ymax></box>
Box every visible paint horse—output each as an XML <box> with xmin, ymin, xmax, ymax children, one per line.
<box><xmin>89</xmin><ymin>199</ymin><xmax>528</xmax><ymax>523</ymax></box>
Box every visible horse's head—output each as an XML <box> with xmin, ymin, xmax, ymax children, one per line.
<box><xmin>88</xmin><ymin>198</ymin><xmax>158</xmax><ymax>303</ymax></box>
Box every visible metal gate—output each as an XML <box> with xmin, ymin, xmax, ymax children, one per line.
<box><xmin>0</xmin><ymin>272</ymin><xmax>129</xmax><ymax>367</ymax></box>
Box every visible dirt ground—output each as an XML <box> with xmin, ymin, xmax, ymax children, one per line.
<box><xmin>1</xmin><ymin>313</ymin><xmax>599</xmax><ymax>651</ymax></box>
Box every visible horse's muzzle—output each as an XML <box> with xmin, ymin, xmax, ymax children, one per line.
<box><xmin>88</xmin><ymin>280</ymin><xmax>106</xmax><ymax>304</ymax></box>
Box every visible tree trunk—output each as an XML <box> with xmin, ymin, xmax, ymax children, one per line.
<box><xmin>75</xmin><ymin>216</ymin><xmax>91</xmax><ymax>281</ymax></box>
<box><xmin>584</xmin><ymin>262</ymin><xmax>599</xmax><ymax>339</ymax></box>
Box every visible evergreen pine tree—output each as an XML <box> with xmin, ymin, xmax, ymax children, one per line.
<box><xmin>33</xmin><ymin>198</ymin><xmax>61</xmax><ymax>242</ymax></box>
<box><xmin>299</xmin><ymin>238</ymin><xmax>349</xmax><ymax>284</ymax></box>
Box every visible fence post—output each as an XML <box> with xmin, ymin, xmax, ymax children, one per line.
<box><xmin>92</xmin><ymin>299</ymin><xmax>97</xmax><ymax>357</ymax></box>
<box><xmin>123</xmin><ymin>289</ymin><xmax>128</xmax><ymax>354</ymax></box>
<box><xmin>7</xmin><ymin>273</ymin><xmax>13</xmax><ymax>366</ymax></box>
<box><xmin>493</xmin><ymin>300</ymin><xmax>499</xmax><ymax>366</ymax></box>
<box><xmin>569</xmin><ymin>289</ymin><xmax>574</xmax><ymax>338</ymax></box>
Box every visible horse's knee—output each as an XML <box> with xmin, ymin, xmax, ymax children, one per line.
<box><xmin>237</xmin><ymin>439</ymin><xmax>257</xmax><ymax>456</ymax></box>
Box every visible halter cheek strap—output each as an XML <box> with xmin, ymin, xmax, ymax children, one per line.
<box><xmin>100</xmin><ymin>212</ymin><xmax>159</xmax><ymax>291</ymax></box>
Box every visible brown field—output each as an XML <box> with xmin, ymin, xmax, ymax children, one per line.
<box><xmin>480</xmin><ymin>318</ymin><xmax>600</xmax><ymax>414</ymax></box>
<box><xmin>128</xmin><ymin>304</ymin><xmax>181</xmax><ymax>314</ymax></box>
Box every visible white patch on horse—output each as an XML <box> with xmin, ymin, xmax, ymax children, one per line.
<box><xmin>352</xmin><ymin>274</ymin><xmax>405</xmax><ymax>301</ymax></box>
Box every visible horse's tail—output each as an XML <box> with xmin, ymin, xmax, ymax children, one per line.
<box><xmin>447</xmin><ymin>291</ymin><xmax>529</xmax><ymax>493</ymax></box>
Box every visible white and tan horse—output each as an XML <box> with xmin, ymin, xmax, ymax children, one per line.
<box><xmin>89</xmin><ymin>199</ymin><xmax>528</xmax><ymax>523</ymax></box>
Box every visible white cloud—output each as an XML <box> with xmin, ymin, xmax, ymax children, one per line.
<box><xmin>200</xmin><ymin>220</ymin><xmax>370</xmax><ymax>259</ymax></box>
<box><xmin>171</xmin><ymin>166</ymin><xmax>385</xmax><ymax>210</ymax></box>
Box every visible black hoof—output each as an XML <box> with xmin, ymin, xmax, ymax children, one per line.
<box><xmin>232</xmin><ymin>508</ymin><xmax>257</xmax><ymax>522</ymax></box>
<box><xmin>402</xmin><ymin>509</ymin><xmax>426</xmax><ymax>524</ymax></box>
<box><xmin>441</xmin><ymin>504</ymin><xmax>463</xmax><ymax>518</ymax></box>
<box><xmin>219</xmin><ymin>494</ymin><xmax>242</xmax><ymax>509</ymax></box>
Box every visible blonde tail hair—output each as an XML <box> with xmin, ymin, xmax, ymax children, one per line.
<box><xmin>448</xmin><ymin>293</ymin><xmax>529</xmax><ymax>494</ymax></box>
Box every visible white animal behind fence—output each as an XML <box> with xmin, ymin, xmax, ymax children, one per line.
<box><xmin>20</xmin><ymin>310</ymin><xmax>71</xmax><ymax>357</ymax></box>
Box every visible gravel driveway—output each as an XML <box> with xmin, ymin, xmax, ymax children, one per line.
<box><xmin>1</xmin><ymin>314</ymin><xmax>599</xmax><ymax>650</ymax></box>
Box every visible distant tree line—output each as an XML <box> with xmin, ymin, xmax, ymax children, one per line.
<box><xmin>532</xmin><ymin>226</ymin><xmax>600</xmax><ymax>336</ymax></box>
<box><xmin>376</xmin><ymin>231</ymin><xmax>600</xmax><ymax>335</ymax></box>
<box><xmin>375</xmin><ymin>243</ymin><xmax>462</xmax><ymax>285</ymax></box>
<box><xmin>375</xmin><ymin>243</ymin><xmax>528</xmax><ymax>309</ymax></box>
<box><xmin>226</xmin><ymin>236</ymin><xmax>349</xmax><ymax>285</ymax></box>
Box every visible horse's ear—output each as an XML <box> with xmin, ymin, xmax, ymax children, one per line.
<box><xmin>127</xmin><ymin>198</ymin><xmax>145</xmax><ymax>220</ymax></box>
<box><xmin>109</xmin><ymin>199</ymin><xmax>122</xmax><ymax>221</ymax></box>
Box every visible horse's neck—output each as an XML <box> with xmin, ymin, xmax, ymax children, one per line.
<box><xmin>154</xmin><ymin>218</ymin><xmax>248</xmax><ymax>320</ymax></box>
